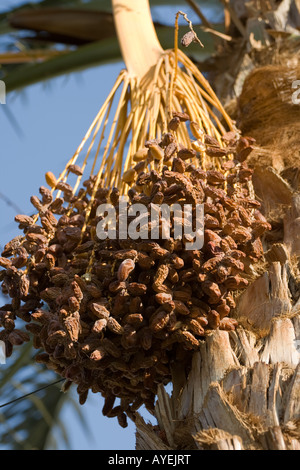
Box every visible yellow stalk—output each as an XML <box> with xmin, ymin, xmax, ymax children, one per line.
<box><xmin>43</xmin><ymin>0</ymin><xmax>236</xmax><ymax>225</ymax></box>
<box><xmin>178</xmin><ymin>49</ymin><xmax>234</xmax><ymax>130</ymax></box>
<box><xmin>112</xmin><ymin>0</ymin><xmax>163</xmax><ymax>79</ymax></box>
<box><xmin>89</xmin><ymin>96</ymin><xmax>115</xmax><ymax>177</ymax></box>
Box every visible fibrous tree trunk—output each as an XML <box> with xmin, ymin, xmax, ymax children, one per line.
<box><xmin>134</xmin><ymin>0</ymin><xmax>300</xmax><ymax>451</ymax></box>
<box><xmin>136</xmin><ymin>244</ymin><xmax>300</xmax><ymax>450</ymax></box>
<box><xmin>136</xmin><ymin>312</ymin><xmax>299</xmax><ymax>450</ymax></box>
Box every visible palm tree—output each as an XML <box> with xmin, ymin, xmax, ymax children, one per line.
<box><xmin>0</xmin><ymin>0</ymin><xmax>299</xmax><ymax>450</ymax></box>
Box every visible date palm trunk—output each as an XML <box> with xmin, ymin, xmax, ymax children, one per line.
<box><xmin>112</xmin><ymin>0</ymin><xmax>300</xmax><ymax>450</ymax></box>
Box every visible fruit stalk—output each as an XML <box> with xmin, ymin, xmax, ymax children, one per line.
<box><xmin>112</xmin><ymin>0</ymin><xmax>163</xmax><ymax>78</ymax></box>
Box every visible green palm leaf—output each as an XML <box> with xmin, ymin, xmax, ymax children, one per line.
<box><xmin>4</xmin><ymin>23</ymin><xmax>220</xmax><ymax>93</ymax></box>
<box><xmin>0</xmin><ymin>0</ymin><xmax>223</xmax><ymax>93</ymax></box>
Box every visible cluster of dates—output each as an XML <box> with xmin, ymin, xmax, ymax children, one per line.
<box><xmin>0</xmin><ymin>115</ymin><xmax>271</xmax><ymax>426</ymax></box>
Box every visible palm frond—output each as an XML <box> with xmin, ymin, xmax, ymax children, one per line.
<box><xmin>3</xmin><ymin>22</ymin><xmax>222</xmax><ymax>94</ymax></box>
<box><xmin>0</xmin><ymin>0</ymin><xmax>224</xmax><ymax>93</ymax></box>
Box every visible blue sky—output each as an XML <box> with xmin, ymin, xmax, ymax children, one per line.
<box><xmin>0</xmin><ymin>0</ymin><xmax>41</xmax><ymax>12</ymax></box>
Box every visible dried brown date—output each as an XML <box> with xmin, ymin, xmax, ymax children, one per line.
<box><xmin>207</xmin><ymin>310</ymin><xmax>220</xmax><ymax>329</ymax></box>
<box><xmin>177</xmin><ymin>148</ymin><xmax>197</xmax><ymax>161</ymax></box>
<box><xmin>89</xmin><ymin>303</ymin><xmax>110</xmax><ymax>320</ymax></box>
<box><xmin>117</xmin><ymin>259</ymin><xmax>135</xmax><ymax>281</ymax></box>
<box><xmin>90</xmin><ymin>347</ymin><xmax>106</xmax><ymax>362</ymax></box>
<box><xmin>128</xmin><ymin>283</ymin><xmax>147</xmax><ymax>296</ymax></box>
<box><xmin>168</xmin><ymin>117</ymin><xmax>181</xmax><ymax>131</ymax></box>
<box><xmin>107</xmin><ymin>317</ymin><xmax>124</xmax><ymax>335</ymax></box>
<box><xmin>219</xmin><ymin>317</ymin><xmax>238</xmax><ymax>331</ymax></box>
